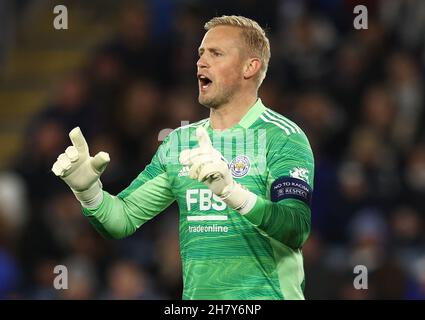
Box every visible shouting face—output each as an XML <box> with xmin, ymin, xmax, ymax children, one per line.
<box><xmin>197</xmin><ymin>26</ymin><xmax>246</xmax><ymax>109</ymax></box>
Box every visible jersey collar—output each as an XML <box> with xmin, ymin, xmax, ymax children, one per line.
<box><xmin>204</xmin><ymin>98</ymin><xmax>266</xmax><ymax>131</ymax></box>
<box><xmin>238</xmin><ymin>98</ymin><xmax>266</xmax><ymax>129</ymax></box>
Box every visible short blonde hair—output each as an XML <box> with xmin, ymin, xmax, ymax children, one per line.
<box><xmin>204</xmin><ymin>15</ymin><xmax>271</xmax><ymax>87</ymax></box>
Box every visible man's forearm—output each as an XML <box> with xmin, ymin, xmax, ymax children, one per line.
<box><xmin>81</xmin><ymin>172</ymin><xmax>175</xmax><ymax>239</ymax></box>
<box><xmin>82</xmin><ymin>191</ymin><xmax>143</xmax><ymax>239</ymax></box>
<box><xmin>242</xmin><ymin>197</ymin><xmax>311</xmax><ymax>249</ymax></box>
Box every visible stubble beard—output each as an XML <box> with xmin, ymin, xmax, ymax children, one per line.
<box><xmin>198</xmin><ymin>83</ymin><xmax>239</xmax><ymax>109</ymax></box>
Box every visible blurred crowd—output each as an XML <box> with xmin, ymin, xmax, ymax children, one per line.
<box><xmin>0</xmin><ymin>0</ymin><xmax>425</xmax><ymax>299</ymax></box>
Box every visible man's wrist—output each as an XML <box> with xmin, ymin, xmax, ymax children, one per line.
<box><xmin>220</xmin><ymin>181</ymin><xmax>257</xmax><ymax>214</ymax></box>
<box><xmin>71</xmin><ymin>180</ymin><xmax>104</xmax><ymax>209</ymax></box>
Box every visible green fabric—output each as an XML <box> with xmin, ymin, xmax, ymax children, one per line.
<box><xmin>82</xmin><ymin>99</ymin><xmax>314</xmax><ymax>299</ymax></box>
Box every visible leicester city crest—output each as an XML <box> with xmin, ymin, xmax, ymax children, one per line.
<box><xmin>230</xmin><ymin>155</ymin><xmax>250</xmax><ymax>178</ymax></box>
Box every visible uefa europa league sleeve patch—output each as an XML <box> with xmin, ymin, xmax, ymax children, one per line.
<box><xmin>270</xmin><ymin>176</ymin><xmax>312</xmax><ymax>206</ymax></box>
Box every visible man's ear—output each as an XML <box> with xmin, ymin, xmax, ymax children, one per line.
<box><xmin>243</xmin><ymin>58</ymin><xmax>262</xmax><ymax>80</ymax></box>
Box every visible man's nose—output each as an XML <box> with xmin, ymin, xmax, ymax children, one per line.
<box><xmin>196</xmin><ymin>56</ymin><xmax>208</xmax><ymax>68</ymax></box>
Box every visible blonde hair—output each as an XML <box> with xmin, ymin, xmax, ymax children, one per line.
<box><xmin>204</xmin><ymin>15</ymin><xmax>271</xmax><ymax>87</ymax></box>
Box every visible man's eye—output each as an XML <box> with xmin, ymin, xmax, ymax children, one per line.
<box><xmin>213</xmin><ymin>52</ymin><xmax>221</xmax><ymax>57</ymax></box>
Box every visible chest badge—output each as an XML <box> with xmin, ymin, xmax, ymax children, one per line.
<box><xmin>230</xmin><ymin>155</ymin><xmax>250</xmax><ymax>178</ymax></box>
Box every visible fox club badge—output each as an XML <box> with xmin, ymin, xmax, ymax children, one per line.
<box><xmin>230</xmin><ymin>155</ymin><xmax>250</xmax><ymax>178</ymax></box>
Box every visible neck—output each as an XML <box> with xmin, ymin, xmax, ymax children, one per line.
<box><xmin>209</xmin><ymin>91</ymin><xmax>257</xmax><ymax>130</ymax></box>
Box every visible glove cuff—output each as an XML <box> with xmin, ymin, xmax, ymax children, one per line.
<box><xmin>220</xmin><ymin>181</ymin><xmax>257</xmax><ymax>215</ymax></box>
<box><xmin>72</xmin><ymin>180</ymin><xmax>104</xmax><ymax>209</ymax></box>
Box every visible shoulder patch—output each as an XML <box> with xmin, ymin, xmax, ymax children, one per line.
<box><xmin>289</xmin><ymin>167</ymin><xmax>310</xmax><ymax>183</ymax></box>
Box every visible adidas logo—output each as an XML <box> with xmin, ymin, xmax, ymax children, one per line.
<box><xmin>178</xmin><ymin>166</ymin><xmax>189</xmax><ymax>177</ymax></box>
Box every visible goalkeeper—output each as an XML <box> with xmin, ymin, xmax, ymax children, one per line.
<box><xmin>52</xmin><ymin>15</ymin><xmax>314</xmax><ymax>300</ymax></box>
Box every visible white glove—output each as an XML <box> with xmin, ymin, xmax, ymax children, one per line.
<box><xmin>179</xmin><ymin>127</ymin><xmax>257</xmax><ymax>214</ymax></box>
<box><xmin>51</xmin><ymin>127</ymin><xmax>110</xmax><ymax>208</ymax></box>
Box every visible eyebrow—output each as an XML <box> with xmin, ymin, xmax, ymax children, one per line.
<box><xmin>198</xmin><ymin>47</ymin><xmax>223</xmax><ymax>55</ymax></box>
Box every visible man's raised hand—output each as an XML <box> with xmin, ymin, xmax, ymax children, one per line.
<box><xmin>52</xmin><ymin>127</ymin><xmax>109</xmax><ymax>208</ymax></box>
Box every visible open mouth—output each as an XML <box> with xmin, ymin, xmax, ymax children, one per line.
<box><xmin>198</xmin><ymin>75</ymin><xmax>212</xmax><ymax>90</ymax></box>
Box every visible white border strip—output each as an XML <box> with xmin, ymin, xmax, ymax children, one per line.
<box><xmin>187</xmin><ymin>215</ymin><xmax>228</xmax><ymax>221</ymax></box>
<box><xmin>264</xmin><ymin>110</ymin><xmax>301</xmax><ymax>134</ymax></box>
<box><xmin>260</xmin><ymin>115</ymin><xmax>291</xmax><ymax>135</ymax></box>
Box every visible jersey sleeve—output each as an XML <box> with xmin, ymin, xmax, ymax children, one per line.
<box><xmin>81</xmin><ymin>133</ymin><xmax>176</xmax><ymax>239</ymax></box>
<box><xmin>243</xmin><ymin>130</ymin><xmax>314</xmax><ymax>249</ymax></box>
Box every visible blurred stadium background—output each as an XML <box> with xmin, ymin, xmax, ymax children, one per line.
<box><xmin>0</xmin><ymin>0</ymin><xmax>424</xmax><ymax>299</ymax></box>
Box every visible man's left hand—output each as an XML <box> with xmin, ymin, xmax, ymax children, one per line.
<box><xmin>179</xmin><ymin>127</ymin><xmax>257</xmax><ymax>213</ymax></box>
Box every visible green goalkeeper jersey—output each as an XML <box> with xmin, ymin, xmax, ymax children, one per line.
<box><xmin>83</xmin><ymin>98</ymin><xmax>314</xmax><ymax>300</ymax></box>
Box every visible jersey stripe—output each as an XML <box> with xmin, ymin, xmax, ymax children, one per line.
<box><xmin>264</xmin><ymin>110</ymin><xmax>301</xmax><ymax>134</ymax></box>
<box><xmin>187</xmin><ymin>215</ymin><xmax>228</xmax><ymax>221</ymax></box>
<box><xmin>263</xmin><ymin>111</ymin><xmax>296</xmax><ymax>134</ymax></box>
<box><xmin>260</xmin><ymin>114</ymin><xmax>291</xmax><ymax>135</ymax></box>
<box><xmin>266</xmin><ymin>109</ymin><xmax>301</xmax><ymax>134</ymax></box>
